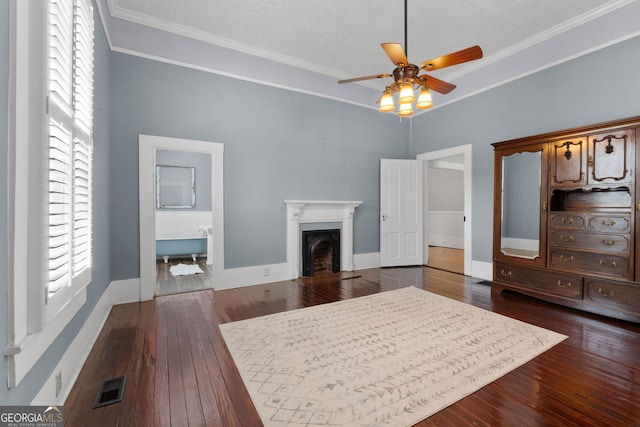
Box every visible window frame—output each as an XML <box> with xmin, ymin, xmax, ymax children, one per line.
<box><xmin>5</xmin><ymin>0</ymin><xmax>93</xmax><ymax>388</ymax></box>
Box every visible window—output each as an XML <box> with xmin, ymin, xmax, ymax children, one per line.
<box><xmin>45</xmin><ymin>0</ymin><xmax>94</xmax><ymax>317</ymax></box>
<box><xmin>6</xmin><ymin>0</ymin><xmax>94</xmax><ymax>387</ymax></box>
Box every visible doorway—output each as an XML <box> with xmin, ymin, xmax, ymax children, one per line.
<box><xmin>417</xmin><ymin>144</ymin><xmax>472</xmax><ymax>276</ymax></box>
<box><xmin>154</xmin><ymin>149</ymin><xmax>214</xmax><ymax>295</ymax></box>
<box><xmin>139</xmin><ymin>135</ymin><xmax>224</xmax><ymax>301</ymax></box>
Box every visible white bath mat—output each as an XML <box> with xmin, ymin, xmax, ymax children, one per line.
<box><xmin>169</xmin><ymin>263</ymin><xmax>204</xmax><ymax>276</ymax></box>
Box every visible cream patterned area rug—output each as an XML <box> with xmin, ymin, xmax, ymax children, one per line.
<box><xmin>219</xmin><ymin>286</ymin><xmax>567</xmax><ymax>427</ymax></box>
<box><xmin>169</xmin><ymin>263</ymin><xmax>204</xmax><ymax>276</ymax></box>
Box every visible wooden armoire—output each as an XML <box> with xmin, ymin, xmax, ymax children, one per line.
<box><xmin>492</xmin><ymin>115</ymin><xmax>640</xmax><ymax>322</ymax></box>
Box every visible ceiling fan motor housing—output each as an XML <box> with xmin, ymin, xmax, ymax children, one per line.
<box><xmin>393</xmin><ymin>64</ymin><xmax>420</xmax><ymax>86</ymax></box>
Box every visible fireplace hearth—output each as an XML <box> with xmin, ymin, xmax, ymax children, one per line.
<box><xmin>301</xmin><ymin>229</ymin><xmax>340</xmax><ymax>277</ymax></box>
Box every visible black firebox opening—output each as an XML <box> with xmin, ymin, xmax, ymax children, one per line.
<box><xmin>301</xmin><ymin>229</ymin><xmax>340</xmax><ymax>277</ymax></box>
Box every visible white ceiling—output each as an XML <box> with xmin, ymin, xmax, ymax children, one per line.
<box><xmin>101</xmin><ymin>0</ymin><xmax>640</xmax><ymax>112</ymax></box>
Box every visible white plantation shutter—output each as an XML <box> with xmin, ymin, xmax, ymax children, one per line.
<box><xmin>72</xmin><ymin>0</ymin><xmax>94</xmax><ymax>278</ymax></box>
<box><xmin>46</xmin><ymin>0</ymin><xmax>94</xmax><ymax>300</ymax></box>
<box><xmin>73</xmin><ymin>0</ymin><xmax>94</xmax><ymax>135</ymax></box>
<box><xmin>47</xmin><ymin>119</ymin><xmax>72</xmax><ymax>294</ymax></box>
<box><xmin>73</xmin><ymin>137</ymin><xmax>91</xmax><ymax>275</ymax></box>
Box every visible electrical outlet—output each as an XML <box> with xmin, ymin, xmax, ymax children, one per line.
<box><xmin>55</xmin><ymin>371</ymin><xmax>62</xmax><ymax>397</ymax></box>
<box><xmin>264</xmin><ymin>266</ymin><xmax>271</xmax><ymax>276</ymax></box>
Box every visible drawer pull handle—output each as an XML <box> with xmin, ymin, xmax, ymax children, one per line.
<box><xmin>600</xmin><ymin>239</ymin><xmax>616</xmax><ymax>246</ymax></box>
<box><xmin>556</xmin><ymin>280</ymin><xmax>572</xmax><ymax>289</ymax></box>
<box><xmin>561</xmin><ymin>217</ymin><xmax>574</xmax><ymax>225</ymax></box>
<box><xmin>598</xmin><ymin>288</ymin><xmax>615</xmax><ymax>297</ymax></box>
<box><xmin>599</xmin><ymin>259</ymin><xmax>617</xmax><ymax>268</ymax></box>
<box><xmin>500</xmin><ymin>269</ymin><xmax>512</xmax><ymax>277</ymax></box>
<box><xmin>600</xmin><ymin>219</ymin><xmax>616</xmax><ymax>227</ymax></box>
<box><xmin>560</xmin><ymin>235</ymin><xmax>574</xmax><ymax>242</ymax></box>
<box><xmin>560</xmin><ymin>254</ymin><xmax>574</xmax><ymax>262</ymax></box>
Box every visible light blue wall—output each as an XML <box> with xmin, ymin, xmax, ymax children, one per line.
<box><xmin>0</xmin><ymin>2</ymin><xmax>112</xmax><ymax>404</ymax></box>
<box><xmin>109</xmin><ymin>53</ymin><xmax>409</xmax><ymax>278</ymax></box>
<box><xmin>411</xmin><ymin>35</ymin><xmax>640</xmax><ymax>263</ymax></box>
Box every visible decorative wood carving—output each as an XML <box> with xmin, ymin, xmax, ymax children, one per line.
<box><xmin>553</xmin><ymin>139</ymin><xmax>585</xmax><ymax>184</ymax></box>
<box><xmin>591</xmin><ymin>132</ymin><xmax>629</xmax><ymax>182</ymax></box>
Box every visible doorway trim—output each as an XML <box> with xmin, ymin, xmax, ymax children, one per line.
<box><xmin>417</xmin><ymin>144</ymin><xmax>472</xmax><ymax>276</ymax></box>
<box><xmin>139</xmin><ymin>135</ymin><xmax>224</xmax><ymax>300</ymax></box>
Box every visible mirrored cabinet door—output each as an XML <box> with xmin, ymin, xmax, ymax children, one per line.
<box><xmin>493</xmin><ymin>144</ymin><xmax>548</xmax><ymax>266</ymax></box>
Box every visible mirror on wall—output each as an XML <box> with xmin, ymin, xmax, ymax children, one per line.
<box><xmin>156</xmin><ymin>165</ymin><xmax>196</xmax><ymax>209</ymax></box>
<box><xmin>500</xmin><ymin>151</ymin><xmax>541</xmax><ymax>259</ymax></box>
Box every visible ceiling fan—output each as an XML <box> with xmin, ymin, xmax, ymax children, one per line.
<box><xmin>338</xmin><ymin>0</ymin><xmax>483</xmax><ymax>117</ymax></box>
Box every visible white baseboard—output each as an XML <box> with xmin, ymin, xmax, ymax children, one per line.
<box><xmin>428</xmin><ymin>237</ymin><xmax>464</xmax><ymax>249</ymax></box>
<box><xmin>110</xmin><ymin>278</ymin><xmax>141</xmax><ymax>304</ymax></box>
<box><xmin>214</xmin><ymin>255</ymin><xmax>381</xmax><ymax>291</ymax></box>
<box><xmin>353</xmin><ymin>253</ymin><xmax>492</xmax><ymax>282</ymax></box>
<box><xmin>215</xmin><ymin>262</ymin><xmax>290</xmax><ymax>290</ymax></box>
<box><xmin>30</xmin><ymin>285</ymin><xmax>111</xmax><ymax>405</ymax></box>
<box><xmin>353</xmin><ymin>252</ymin><xmax>380</xmax><ymax>270</ymax></box>
<box><xmin>31</xmin><ymin>257</ymin><xmax>493</xmax><ymax>404</ymax></box>
<box><xmin>471</xmin><ymin>261</ymin><xmax>493</xmax><ymax>281</ymax></box>
<box><xmin>31</xmin><ymin>278</ymin><xmax>142</xmax><ymax>405</ymax></box>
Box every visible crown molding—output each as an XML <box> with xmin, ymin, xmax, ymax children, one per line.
<box><xmin>96</xmin><ymin>0</ymin><xmax>640</xmax><ymax>116</ymax></box>
<box><xmin>105</xmin><ymin>0</ymin><xmax>355</xmax><ymax>81</ymax></box>
<box><xmin>443</xmin><ymin>0</ymin><xmax>637</xmax><ymax>81</ymax></box>
<box><xmin>108</xmin><ymin>44</ymin><xmax>381</xmax><ymax>113</ymax></box>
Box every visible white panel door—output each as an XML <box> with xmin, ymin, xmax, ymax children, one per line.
<box><xmin>380</xmin><ymin>159</ymin><xmax>423</xmax><ymax>266</ymax></box>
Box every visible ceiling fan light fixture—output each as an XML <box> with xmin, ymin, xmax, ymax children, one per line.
<box><xmin>416</xmin><ymin>87</ymin><xmax>433</xmax><ymax>110</ymax></box>
<box><xmin>398</xmin><ymin>102</ymin><xmax>413</xmax><ymax>117</ymax></box>
<box><xmin>336</xmin><ymin>0</ymin><xmax>482</xmax><ymax>118</ymax></box>
<box><xmin>379</xmin><ymin>91</ymin><xmax>395</xmax><ymax>112</ymax></box>
<box><xmin>398</xmin><ymin>83</ymin><xmax>415</xmax><ymax>104</ymax></box>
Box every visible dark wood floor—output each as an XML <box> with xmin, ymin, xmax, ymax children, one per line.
<box><xmin>427</xmin><ymin>246</ymin><xmax>464</xmax><ymax>274</ymax></box>
<box><xmin>64</xmin><ymin>267</ymin><xmax>640</xmax><ymax>426</ymax></box>
<box><xmin>156</xmin><ymin>257</ymin><xmax>212</xmax><ymax>296</ymax></box>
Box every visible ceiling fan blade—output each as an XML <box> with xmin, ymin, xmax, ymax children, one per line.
<box><xmin>381</xmin><ymin>43</ymin><xmax>409</xmax><ymax>67</ymax></box>
<box><xmin>418</xmin><ymin>74</ymin><xmax>456</xmax><ymax>94</ymax></box>
<box><xmin>420</xmin><ymin>45</ymin><xmax>483</xmax><ymax>71</ymax></box>
<box><xmin>338</xmin><ymin>73</ymin><xmax>391</xmax><ymax>84</ymax></box>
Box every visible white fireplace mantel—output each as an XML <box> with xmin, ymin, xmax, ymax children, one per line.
<box><xmin>285</xmin><ymin>200</ymin><xmax>362</xmax><ymax>278</ymax></box>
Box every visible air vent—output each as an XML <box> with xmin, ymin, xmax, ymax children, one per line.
<box><xmin>94</xmin><ymin>376</ymin><xmax>126</xmax><ymax>408</ymax></box>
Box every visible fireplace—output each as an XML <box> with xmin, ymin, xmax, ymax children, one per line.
<box><xmin>302</xmin><ymin>229</ymin><xmax>340</xmax><ymax>277</ymax></box>
<box><xmin>285</xmin><ymin>200</ymin><xmax>362</xmax><ymax>279</ymax></box>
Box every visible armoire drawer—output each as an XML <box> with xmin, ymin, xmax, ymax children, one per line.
<box><xmin>585</xmin><ymin>279</ymin><xmax>640</xmax><ymax>312</ymax></box>
<box><xmin>550</xmin><ymin>213</ymin><xmax>586</xmax><ymax>230</ymax></box>
<box><xmin>494</xmin><ymin>263</ymin><xmax>583</xmax><ymax>299</ymax></box>
<box><xmin>550</xmin><ymin>249</ymin><xmax>630</xmax><ymax>279</ymax></box>
<box><xmin>549</xmin><ymin>231</ymin><xmax>630</xmax><ymax>253</ymax></box>
<box><xmin>588</xmin><ymin>214</ymin><xmax>631</xmax><ymax>234</ymax></box>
